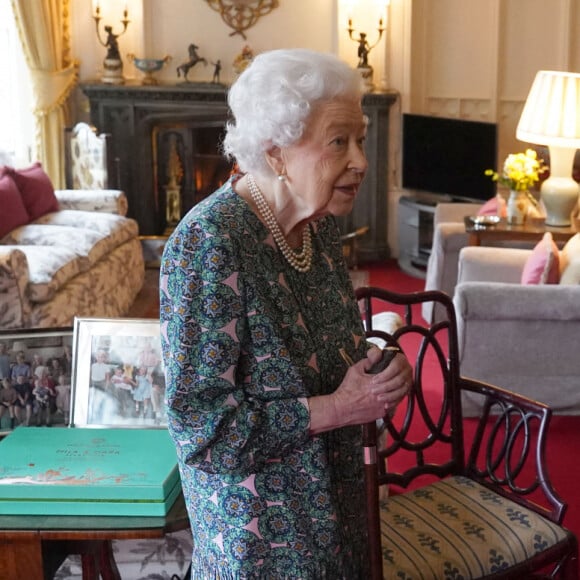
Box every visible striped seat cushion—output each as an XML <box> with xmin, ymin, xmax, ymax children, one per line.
<box><xmin>380</xmin><ymin>475</ymin><xmax>572</xmax><ymax>579</ymax></box>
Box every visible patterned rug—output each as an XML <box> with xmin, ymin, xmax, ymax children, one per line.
<box><xmin>55</xmin><ymin>531</ymin><xmax>194</xmax><ymax>579</ymax></box>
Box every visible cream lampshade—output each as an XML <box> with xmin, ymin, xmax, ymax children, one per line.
<box><xmin>516</xmin><ymin>70</ymin><xmax>580</xmax><ymax>226</ymax></box>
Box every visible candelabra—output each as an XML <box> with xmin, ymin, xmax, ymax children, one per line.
<box><xmin>93</xmin><ymin>3</ymin><xmax>130</xmax><ymax>84</ymax></box>
<box><xmin>347</xmin><ymin>17</ymin><xmax>385</xmax><ymax>90</ymax></box>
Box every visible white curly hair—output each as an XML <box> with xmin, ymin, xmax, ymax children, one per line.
<box><xmin>222</xmin><ymin>48</ymin><xmax>363</xmax><ymax>175</ymax></box>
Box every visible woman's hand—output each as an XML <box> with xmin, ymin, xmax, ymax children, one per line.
<box><xmin>308</xmin><ymin>347</ymin><xmax>413</xmax><ymax>435</ymax></box>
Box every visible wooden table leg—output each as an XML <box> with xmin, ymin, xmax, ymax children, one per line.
<box><xmin>0</xmin><ymin>531</ymin><xmax>44</xmax><ymax>580</ymax></box>
<box><xmin>98</xmin><ymin>540</ymin><xmax>122</xmax><ymax>580</ymax></box>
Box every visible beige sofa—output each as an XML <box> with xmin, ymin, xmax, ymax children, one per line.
<box><xmin>0</xmin><ymin>190</ymin><xmax>144</xmax><ymax>329</ymax></box>
<box><xmin>453</xmin><ymin>245</ymin><xmax>580</xmax><ymax>415</ymax></box>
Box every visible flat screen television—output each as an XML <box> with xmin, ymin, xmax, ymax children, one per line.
<box><xmin>402</xmin><ymin>113</ymin><xmax>498</xmax><ymax>203</ymax></box>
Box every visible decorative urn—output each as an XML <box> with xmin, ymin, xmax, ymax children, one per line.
<box><xmin>127</xmin><ymin>54</ymin><xmax>172</xmax><ymax>85</ymax></box>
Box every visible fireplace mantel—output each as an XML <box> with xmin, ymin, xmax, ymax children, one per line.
<box><xmin>82</xmin><ymin>81</ymin><xmax>397</xmax><ymax>262</ymax></box>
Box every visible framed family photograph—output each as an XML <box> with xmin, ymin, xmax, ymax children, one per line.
<box><xmin>0</xmin><ymin>327</ymin><xmax>74</xmax><ymax>430</ymax></box>
<box><xmin>71</xmin><ymin>318</ymin><xmax>166</xmax><ymax>428</ymax></box>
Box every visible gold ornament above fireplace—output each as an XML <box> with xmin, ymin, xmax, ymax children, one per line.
<box><xmin>204</xmin><ymin>0</ymin><xmax>279</xmax><ymax>39</ymax></box>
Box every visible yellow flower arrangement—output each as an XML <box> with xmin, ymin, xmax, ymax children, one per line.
<box><xmin>485</xmin><ymin>149</ymin><xmax>547</xmax><ymax>192</ymax></box>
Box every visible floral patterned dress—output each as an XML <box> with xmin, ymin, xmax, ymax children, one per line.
<box><xmin>160</xmin><ymin>177</ymin><xmax>370</xmax><ymax>579</ymax></box>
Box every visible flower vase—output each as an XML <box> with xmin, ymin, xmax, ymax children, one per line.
<box><xmin>507</xmin><ymin>190</ymin><xmax>528</xmax><ymax>225</ymax></box>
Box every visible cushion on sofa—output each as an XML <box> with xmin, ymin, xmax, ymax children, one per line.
<box><xmin>2</xmin><ymin>224</ymin><xmax>112</xmax><ymax>266</ymax></box>
<box><xmin>0</xmin><ymin>170</ymin><xmax>29</xmax><ymax>239</ymax></box>
<box><xmin>559</xmin><ymin>233</ymin><xmax>580</xmax><ymax>275</ymax></box>
<box><xmin>33</xmin><ymin>210</ymin><xmax>138</xmax><ymax>254</ymax></box>
<box><xmin>520</xmin><ymin>232</ymin><xmax>560</xmax><ymax>284</ymax></box>
<box><xmin>4</xmin><ymin>245</ymin><xmax>90</xmax><ymax>303</ymax></box>
<box><xmin>7</xmin><ymin>162</ymin><xmax>59</xmax><ymax>220</ymax></box>
<box><xmin>560</xmin><ymin>259</ymin><xmax>580</xmax><ymax>285</ymax></box>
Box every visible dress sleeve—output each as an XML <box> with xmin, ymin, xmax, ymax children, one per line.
<box><xmin>159</xmin><ymin>219</ymin><xmax>310</xmax><ymax>477</ymax></box>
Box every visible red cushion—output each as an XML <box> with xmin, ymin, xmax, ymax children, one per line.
<box><xmin>8</xmin><ymin>162</ymin><xmax>58</xmax><ymax>221</ymax></box>
<box><xmin>521</xmin><ymin>232</ymin><xmax>560</xmax><ymax>285</ymax></box>
<box><xmin>0</xmin><ymin>168</ymin><xmax>30</xmax><ymax>239</ymax></box>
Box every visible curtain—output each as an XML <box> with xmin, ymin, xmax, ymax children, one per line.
<box><xmin>11</xmin><ymin>0</ymin><xmax>78</xmax><ymax>188</ymax></box>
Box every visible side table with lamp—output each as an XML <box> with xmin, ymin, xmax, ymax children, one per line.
<box><xmin>516</xmin><ymin>70</ymin><xmax>580</xmax><ymax>227</ymax></box>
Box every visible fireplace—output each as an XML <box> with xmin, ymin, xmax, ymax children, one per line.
<box><xmin>153</xmin><ymin>121</ymin><xmax>231</xmax><ymax>233</ymax></box>
<box><xmin>82</xmin><ymin>82</ymin><xmax>397</xmax><ymax>262</ymax></box>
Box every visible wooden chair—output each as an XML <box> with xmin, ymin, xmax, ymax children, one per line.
<box><xmin>355</xmin><ymin>286</ymin><xmax>578</xmax><ymax>579</ymax></box>
<box><xmin>64</xmin><ymin>122</ymin><xmax>120</xmax><ymax>190</ymax></box>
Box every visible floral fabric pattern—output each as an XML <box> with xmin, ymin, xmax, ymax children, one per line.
<box><xmin>5</xmin><ymin>245</ymin><xmax>88</xmax><ymax>303</ymax></box>
<box><xmin>0</xmin><ymin>189</ymin><xmax>144</xmax><ymax>330</ymax></box>
<box><xmin>379</xmin><ymin>475</ymin><xmax>571</xmax><ymax>578</ymax></box>
<box><xmin>0</xmin><ymin>248</ymin><xmax>30</xmax><ymax>328</ymax></box>
<box><xmin>160</xmin><ymin>178</ymin><xmax>370</xmax><ymax>579</ymax></box>
<box><xmin>55</xmin><ymin>189</ymin><xmax>128</xmax><ymax>216</ymax></box>
<box><xmin>28</xmin><ymin>237</ymin><xmax>144</xmax><ymax>329</ymax></box>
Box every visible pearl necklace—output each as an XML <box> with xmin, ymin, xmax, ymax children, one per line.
<box><xmin>247</xmin><ymin>174</ymin><xmax>313</xmax><ymax>273</ymax></box>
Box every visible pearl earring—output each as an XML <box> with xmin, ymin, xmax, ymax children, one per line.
<box><xmin>278</xmin><ymin>173</ymin><xmax>287</xmax><ymax>182</ymax></box>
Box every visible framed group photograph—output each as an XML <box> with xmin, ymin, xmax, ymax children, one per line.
<box><xmin>71</xmin><ymin>318</ymin><xmax>166</xmax><ymax>428</ymax></box>
<box><xmin>0</xmin><ymin>327</ymin><xmax>74</xmax><ymax>430</ymax></box>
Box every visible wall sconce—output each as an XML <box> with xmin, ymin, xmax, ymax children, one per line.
<box><xmin>516</xmin><ymin>70</ymin><xmax>580</xmax><ymax>226</ymax></box>
<box><xmin>93</xmin><ymin>1</ymin><xmax>130</xmax><ymax>85</ymax></box>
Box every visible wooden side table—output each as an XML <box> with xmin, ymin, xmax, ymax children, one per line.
<box><xmin>464</xmin><ymin>217</ymin><xmax>578</xmax><ymax>247</ymax></box>
<box><xmin>0</xmin><ymin>492</ymin><xmax>189</xmax><ymax>580</ymax></box>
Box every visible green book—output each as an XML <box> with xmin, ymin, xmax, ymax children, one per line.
<box><xmin>0</xmin><ymin>427</ymin><xmax>181</xmax><ymax>516</ymax></box>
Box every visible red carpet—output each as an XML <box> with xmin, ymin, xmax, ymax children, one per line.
<box><xmin>367</xmin><ymin>259</ymin><xmax>580</xmax><ymax>546</ymax></box>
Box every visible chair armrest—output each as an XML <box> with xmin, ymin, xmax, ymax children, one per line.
<box><xmin>457</xmin><ymin>246</ymin><xmax>530</xmax><ymax>284</ymax></box>
<box><xmin>454</xmin><ymin>281</ymin><xmax>580</xmax><ymax>321</ymax></box>
<box><xmin>434</xmin><ymin>202</ymin><xmax>482</xmax><ymax>226</ymax></box>
<box><xmin>459</xmin><ymin>375</ymin><xmax>566</xmax><ymax>524</ymax></box>
<box><xmin>55</xmin><ymin>189</ymin><xmax>128</xmax><ymax>216</ymax></box>
<box><xmin>0</xmin><ymin>247</ymin><xmax>31</xmax><ymax>329</ymax></box>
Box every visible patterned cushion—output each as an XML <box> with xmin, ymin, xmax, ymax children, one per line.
<box><xmin>2</xmin><ymin>223</ymin><xmax>111</xmax><ymax>268</ymax></box>
<box><xmin>3</xmin><ymin>224</ymin><xmax>114</xmax><ymax>267</ymax></box>
<box><xmin>29</xmin><ymin>237</ymin><xmax>144</xmax><ymax>328</ymax></box>
<box><xmin>5</xmin><ymin>245</ymin><xmax>89</xmax><ymax>303</ymax></box>
<box><xmin>380</xmin><ymin>475</ymin><xmax>571</xmax><ymax>578</ymax></box>
<box><xmin>33</xmin><ymin>210</ymin><xmax>138</xmax><ymax>256</ymax></box>
<box><xmin>55</xmin><ymin>190</ymin><xmax>128</xmax><ymax>216</ymax></box>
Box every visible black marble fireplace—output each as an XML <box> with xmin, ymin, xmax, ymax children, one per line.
<box><xmin>82</xmin><ymin>81</ymin><xmax>397</xmax><ymax>262</ymax></box>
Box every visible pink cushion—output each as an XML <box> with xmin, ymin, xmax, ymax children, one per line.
<box><xmin>521</xmin><ymin>232</ymin><xmax>560</xmax><ymax>285</ymax></box>
<box><xmin>7</xmin><ymin>162</ymin><xmax>58</xmax><ymax>221</ymax></box>
<box><xmin>0</xmin><ymin>168</ymin><xmax>29</xmax><ymax>239</ymax></box>
<box><xmin>477</xmin><ymin>195</ymin><xmax>507</xmax><ymax>218</ymax></box>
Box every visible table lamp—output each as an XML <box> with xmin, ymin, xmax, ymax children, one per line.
<box><xmin>516</xmin><ymin>70</ymin><xmax>580</xmax><ymax>226</ymax></box>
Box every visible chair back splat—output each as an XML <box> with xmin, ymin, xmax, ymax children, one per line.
<box><xmin>355</xmin><ymin>286</ymin><xmax>578</xmax><ymax>580</ymax></box>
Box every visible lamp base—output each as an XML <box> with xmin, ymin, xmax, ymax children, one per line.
<box><xmin>101</xmin><ymin>58</ymin><xmax>125</xmax><ymax>85</ymax></box>
<box><xmin>541</xmin><ymin>177</ymin><xmax>579</xmax><ymax>227</ymax></box>
<box><xmin>357</xmin><ymin>65</ymin><xmax>374</xmax><ymax>92</ymax></box>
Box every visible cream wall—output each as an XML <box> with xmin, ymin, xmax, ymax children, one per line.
<box><xmin>70</xmin><ymin>0</ymin><xmax>580</xmax><ymax>257</ymax></box>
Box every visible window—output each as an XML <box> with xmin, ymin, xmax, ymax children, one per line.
<box><xmin>0</xmin><ymin>0</ymin><xmax>34</xmax><ymax>167</ymax></box>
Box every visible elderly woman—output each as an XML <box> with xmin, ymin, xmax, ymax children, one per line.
<box><xmin>160</xmin><ymin>48</ymin><xmax>412</xmax><ymax>579</ymax></box>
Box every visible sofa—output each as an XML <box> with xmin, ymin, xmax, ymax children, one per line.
<box><xmin>0</xmin><ymin>163</ymin><xmax>145</xmax><ymax>329</ymax></box>
<box><xmin>453</xmin><ymin>234</ymin><xmax>580</xmax><ymax>416</ymax></box>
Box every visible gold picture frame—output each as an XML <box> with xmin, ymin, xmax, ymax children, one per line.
<box><xmin>71</xmin><ymin>318</ymin><xmax>165</xmax><ymax>429</ymax></box>
<box><xmin>204</xmin><ymin>0</ymin><xmax>279</xmax><ymax>39</ymax></box>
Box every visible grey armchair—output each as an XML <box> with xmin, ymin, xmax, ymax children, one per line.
<box><xmin>453</xmin><ymin>245</ymin><xmax>580</xmax><ymax>416</ymax></box>
<box><xmin>422</xmin><ymin>202</ymin><xmax>481</xmax><ymax>322</ymax></box>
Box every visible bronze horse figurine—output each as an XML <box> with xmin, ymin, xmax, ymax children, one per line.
<box><xmin>176</xmin><ymin>44</ymin><xmax>207</xmax><ymax>81</ymax></box>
